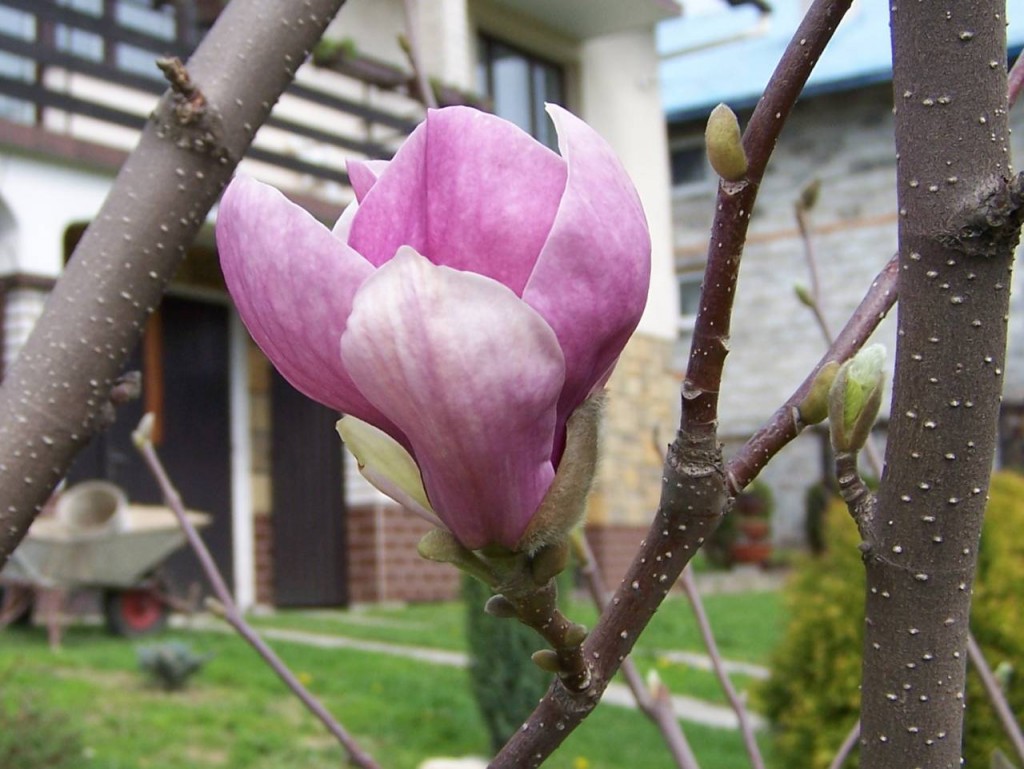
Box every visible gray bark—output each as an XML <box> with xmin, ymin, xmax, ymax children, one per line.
<box><xmin>859</xmin><ymin>2</ymin><xmax>1023</xmax><ymax>766</ymax></box>
<box><xmin>0</xmin><ymin>0</ymin><xmax>348</xmax><ymax>569</ymax></box>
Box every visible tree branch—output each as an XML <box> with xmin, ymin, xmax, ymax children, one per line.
<box><xmin>574</xmin><ymin>533</ymin><xmax>702</xmax><ymax>769</ymax></box>
<box><xmin>859</xmin><ymin>2</ymin><xmax>1021</xmax><ymax>765</ymax></box>
<box><xmin>682</xmin><ymin>0</ymin><xmax>854</xmax><ymax>436</ymax></box>
<box><xmin>0</xmin><ymin>0</ymin><xmax>349</xmax><ymax>570</ymax></box>
<box><xmin>132</xmin><ymin>416</ymin><xmax>380</xmax><ymax>769</ymax></box>
<box><xmin>678</xmin><ymin>566</ymin><xmax>765</xmax><ymax>769</ymax></box>
<box><xmin>726</xmin><ymin>254</ymin><xmax>898</xmax><ymax>493</ymax></box>
<box><xmin>490</xmin><ymin>2</ymin><xmax>855</xmax><ymax>764</ymax></box>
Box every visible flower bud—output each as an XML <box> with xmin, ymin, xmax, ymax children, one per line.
<box><xmin>529</xmin><ymin>541</ymin><xmax>570</xmax><ymax>585</ymax></box>
<box><xmin>531</xmin><ymin>649</ymin><xmax>562</xmax><ymax>673</ymax></box>
<box><xmin>829</xmin><ymin>344</ymin><xmax>886</xmax><ymax>452</ymax></box>
<box><xmin>705</xmin><ymin>104</ymin><xmax>748</xmax><ymax>182</ymax></box>
<box><xmin>483</xmin><ymin>594</ymin><xmax>518</xmax><ymax>619</ymax></box>
<box><xmin>794</xmin><ymin>283</ymin><xmax>814</xmax><ymax>308</ymax></box>
<box><xmin>798</xmin><ymin>361</ymin><xmax>839</xmax><ymax>425</ymax></box>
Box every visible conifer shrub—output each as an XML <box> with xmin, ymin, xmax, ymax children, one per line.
<box><xmin>759</xmin><ymin>471</ymin><xmax>1024</xmax><ymax>768</ymax></box>
<box><xmin>463</xmin><ymin>575</ymin><xmax>551</xmax><ymax>753</ymax></box>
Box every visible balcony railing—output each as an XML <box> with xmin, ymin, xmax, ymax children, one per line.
<box><xmin>0</xmin><ymin>0</ymin><xmax>426</xmax><ymax>200</ymax></box>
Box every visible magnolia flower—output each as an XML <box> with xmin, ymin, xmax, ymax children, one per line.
<box><xmin>217</xmin><ymin>105</ymin><xmax>650</xmax><ymax>551</ymax></box>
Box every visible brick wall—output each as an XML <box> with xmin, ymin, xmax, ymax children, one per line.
<box><xmin>346</xmin><ymin>504</ymin><xmax>460</xmax><ymax>603</ymax></box>
<box><xmin>254</xmin><ymin>513</ymin><xmax>274</xmax><ymax>605</ymax></box>
<box><xmin>585</xmin><ymin>523</ymin><xmax>650</xmax><ymax>588</ymax></box>
<box><xmin>591</xmin><ymin>331</ymin><xmax>677</xmax><ymax>528</ymax></box>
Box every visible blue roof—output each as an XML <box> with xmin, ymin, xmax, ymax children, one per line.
<box><xmin>660</xmin><ymin>0</ymin><xmax>1024</xmax><ymax>122</ymax></box>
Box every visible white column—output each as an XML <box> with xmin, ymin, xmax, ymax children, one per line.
<box><xmin>229</xmin><ymin>312</ymin><xmax>256</xmax><ymax>610</ymax></box>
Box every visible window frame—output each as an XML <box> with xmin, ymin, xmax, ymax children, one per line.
<box><xmin>477</xmin><ymin>33</ymin><xmax>567</xmax><ymax>148</ymax></box>
<box><xmin>668</xmin><ymin>135</ymin><xmax>712</xmax><ymax>194</ymax></box>
<box><xmin>676</xmin><ymin>267</ymin><xmax>704</xmax><ymax>334</ymax></box>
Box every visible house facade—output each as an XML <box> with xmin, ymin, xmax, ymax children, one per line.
<box><xmin>659</xmin><ymin>0</ymin><xmax>1024</xmax><ymax>545</ymax></box>
<box><xmin>0</xmin><ymin>0</ymin><xmax>681</xmax><ymax>607</ymax></box>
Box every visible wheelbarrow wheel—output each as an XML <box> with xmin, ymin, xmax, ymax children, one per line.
<box><xmin>103</xmin><ymin>587</ymin><xmax>168</xmax><ymax>637</ymax></box>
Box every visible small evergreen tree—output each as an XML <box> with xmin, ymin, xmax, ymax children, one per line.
<box><xmin>463</xmin><ymin>575</ymin><xmax>551</xmax><ymax>754</ymax></box>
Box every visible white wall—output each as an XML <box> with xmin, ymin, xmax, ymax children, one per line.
<box><xmin>0</xmin><ymin>155</ymin><xmax>112</xmax><ymax>277</ymax></box>
<box><xmin>580</xmin><ymin>28</ymin><xmax>677</xmax><ymax>341</ymax></box>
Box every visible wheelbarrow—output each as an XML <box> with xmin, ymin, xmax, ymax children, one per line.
<box><xmin>0</xmin><ymin>481</ymin><xmax>209</xmax><ymax>640</ymax></box>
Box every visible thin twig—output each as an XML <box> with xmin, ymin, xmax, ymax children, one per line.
<box><xmin>681</xmin><ymin>0</ymin><xmax>855</xmax><ymax>436</ymax></box>
<box><xmin>1009</xmin><ymin>51</ymin><xmax>1024</xmax><ymax>110</ymax></box>
<box><xmin>827</xmin><ymin>720</ymin><xmax>860</xmax><ymax>769</ymax></box>
<box><xmin>795</xmin><ymin>202</ymin><xmax>834</xmax><ymax>346</ymax></box>
<box><xmin>401</xmin><ymin>0</ymin><xmax>437</xmax><ymax>109</ymax></box>
<box><xmin>574</xmin><ymin>534</ymin><xmax>701</xmax><ymax>769</ymax></box>
<box><xmin>967</xmin><ymin>633</ymin><xmax>1024</xmax><ymax>766</ymax></box>
<box><xmin>132</xmin><ymin>416</ymin><xmax>380</xmax><ymax>769</ymax></box>
<box><xmin>726</xmin><ymin>254</ymin><xmax>898</xmax><ymax>493</ymax></box>
<box><xmin>0</xmin><ymin>0</ymin><xmax>350</xmax><ymax>572</ymax></box>
<box><xmin>679</xmin><ymin>567</ymin><xmax>765</xmax><ymax>769</ymax></box>
<box><xmin>489</xmin><ymin>3</ymin><xmax>856</xmax><ymax>765</ymax></box>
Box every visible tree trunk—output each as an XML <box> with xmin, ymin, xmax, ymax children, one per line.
<box><xmin>0</xmin><ymin>0</ymin><xmax>348</xmax><ymax>569</ymax></box>
<box><xmin>859</xmin><ymin>2</ymin><xmax>1023</xmax><ymax>766</ymax></box>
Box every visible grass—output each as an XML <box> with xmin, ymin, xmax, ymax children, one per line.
<box><xmin>0</xmin><ymin>589</ymin><xmax>784</xmax><ymax>768</ymax></box>
<box><xmin>252</xmin><ymin>590</ymin><xmax>784</xmax><ymax>663</ymax></box>
<box><xmin>251</xmin><ymin>590</ymin><xmax>782</xmax><ymax>708</ymax></box>
<box><xmin>1</xmin><ymin>627</ymin><xmax>773</xmax><ymax>769</ymax></box>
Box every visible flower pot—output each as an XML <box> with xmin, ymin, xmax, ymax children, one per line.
<box><xmin>731</xmin><ymin>541</ymin><xmax>773</xmax><ymax>565</ymax></box>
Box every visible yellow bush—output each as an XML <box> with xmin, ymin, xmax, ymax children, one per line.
<box><xmin>758</xmin><ymin>471</ymin><xmax>1024</xmax><ymax>768</ymax></box>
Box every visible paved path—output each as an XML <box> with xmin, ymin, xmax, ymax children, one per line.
<box><xmin>183</xmin><ymin>617</ymin><xmax>766</xmax><ymax>730</ymax></box>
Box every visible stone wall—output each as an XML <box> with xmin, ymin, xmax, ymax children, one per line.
<box><xmin>670</xmin><ymin>81</ymin><xmax>1024</xmax><ymax>546</ymax></box>
<box><xmin>590</xmin><ymin>331</ymin><xmax>678</xmax><ymax>528</ymax></box>
<box><xmin>346</xmin><ymin>503</ymin><xmax>461</xmax><ymax>603</ymax></box>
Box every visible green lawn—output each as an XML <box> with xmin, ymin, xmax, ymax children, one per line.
<box><xmin>251</xmin><ymin>590</ymin><xmax>782</xmax><ymax>708</ymax></box>
<box><xmin>0</xmin><ymin>589</ymin><xmax>784</xmax><ymax>769</ymax></box>
<box><xmin>0</xmin><ymin>628</ymin><xmax>773</xmax><ymax>769</ymax></box>
<box><xmin>253</xmin><ymin>590</ymin><xmax>783</xmax><ymax>663</ymax></box>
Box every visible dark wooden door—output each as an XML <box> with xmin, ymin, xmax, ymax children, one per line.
<box><xmin>270</xmin><ymin>371</ymin><xmax>347</xmax><ymax>607</ymax></box>
<box><xmin>67</xmin><ymin>296</ymin><xmax>233</xmax><ymax>594</ymax></box>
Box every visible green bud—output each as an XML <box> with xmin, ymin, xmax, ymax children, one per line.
<box><xmin>564</xmin><ymin>622</ymin><xmax>588</xmax><ymax>647</ymax></box>
<box><xmin>529</xmin><ymin>541</ymin><xmax>570</xmax><ymax>585</ymax></box>
<box><xmin>797</xmin><ymin>178</ymin><xmax>821</xmax><ymax>211</ymax></box>
<box><xmin>705</xmin><ymin>104</ymin><xmax>748</xmax><ymax>182</ymax></box>
<box><xmin>483</xmin><ymin>594</ymin><xmax>518</xmax><ymax>619</ymax></box>
<box><xmin>794</xmin><ymin>283</ymin><xmax>814</xmax><ymax>308</ymax></box>
<box><xmin>798</xmin><ymin>361</ymin><xmax>840</xmax><ymax>425</ymax></box>
<box><xmin>418</xmin><ymin>529</ymin><xmax>497</xmax><ymax>586</ymax></box>
<box><xmin>829</xmin><ymin>344</ymin><xmax>887</xmax><ymax>452</ymax></box>
<box><xmin>530</xmin><ymin>649</ymin><xmax>562</xmax><ymax>674</ymax></box>
<box><xmin>132</xmin><ymin>412</ymin><xmax>156</xmax><ymax>448</ymax></box>
<box><xmin>417</xmin><ymin>529</ymin><xmax>466</xmax><ymax>563</ymax></box>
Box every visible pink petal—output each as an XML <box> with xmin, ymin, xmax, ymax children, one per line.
<box><xmin>217</xmin><ymin>176</ymin><xmax>397</xmax><ymax>434</ymax></box>
<box><xmin>341</xmin><ymin>247</ymin><xmax>566</xmax><ymax>550</ymax></box>
<box><xmin>346</xmin><ymin>107</ymin><xmax>568</xmax><ymax>295</ymax></box>
<box><xmin>523</xmin><ymin>105</ymin><xmax>651</xmax><ymax>425</ymax></box>
<box><xmin>346</xmin><ymin>158</ymin><xmax>389</xmax><ymax>202</ymax></box>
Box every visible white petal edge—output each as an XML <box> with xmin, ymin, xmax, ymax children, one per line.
<box><xmin>336</xmin><ymin>415</ymin><xmax>442</xmax><ymax>528</ymax></box>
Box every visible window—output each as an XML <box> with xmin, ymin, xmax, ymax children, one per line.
<box><xmin>676</xmin><ymin>269</ymin><xmax>703</xmax><ymax>332</ymax></box>
<box><xmin>670</xmin><ymin>143</ymin><xmax>708</xmax><ymax>188</ymax></box>
<box><xmin>54</xmin><ymin>0</ymin><xmax>104</xmax><ymax>62</ymax></box>
<box><xmin>477</xmin><ymin>36</ymin><xmax>565</xmax><ymax>150</ymax></box>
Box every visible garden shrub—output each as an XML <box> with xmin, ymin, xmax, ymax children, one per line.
<box><xmin>759</xmin><ymin>471</ymin><xmax>1024</xmax><ymax>768</ymax></box>
<box><xmin>803</xmin><ymin>481</ymin><xmax>835</xmax><ymax>556</ymax></box>
<box><xmin>463</xmin><ymin>574</ymin><xmax>551</xmax><ymax>754</ymax></box>
<box><xmin>137</xmin><ymin>640</ymin><xmax>213</xmax><ymax>691</ymax></box>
